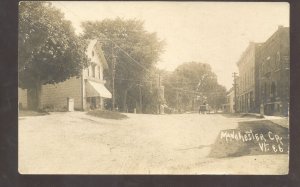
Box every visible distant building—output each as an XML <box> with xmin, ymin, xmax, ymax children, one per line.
<box><xmin>236</xmin><ymin>42</ymin><xmax>262</xmax><ymax>113</ymax></box>
<box><xmin>222</xmin><ymin>87</ymin><xmax>235</xmax><ymax>113</ymax></box>
<box><xmin>19</xmin><ymin>39</ymin><xmax>112</xmax><ymax>111</ymax></box>
<box><xmin>257</xmin><ymin>26</ymin><xmax>290</xmax><ymax>116</ymax></box>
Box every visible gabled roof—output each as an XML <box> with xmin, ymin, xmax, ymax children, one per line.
<box><xmin>87</xmin><ymin>39</ymin><xmax>109</xmax><ymax>69</ymax></box>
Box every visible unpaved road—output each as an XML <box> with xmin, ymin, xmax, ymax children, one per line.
<box><xmin>19</xmin><ymin>112</ymin><xmax>288</xmax><ymax>174</ymax></box>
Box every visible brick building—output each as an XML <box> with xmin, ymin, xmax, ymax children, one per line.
<box><xmin>19</xmin><ymin>39</ymin><xmax>112</xmax><ymax>111</ymax></box>
<box><xmin>236</xmin><ymin>42</ymin><xmax>262</xmax><ymax>113</ymax></box>
<box><xmin>257</xmin><ymin>26</ymin><xmax>290</xmax><ymax>116</ymax></box>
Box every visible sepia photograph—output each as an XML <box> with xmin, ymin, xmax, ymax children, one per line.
<box><xmin>18</xmin><ymin>1</ymin><xmax>290</xmax><ymax>175</ymax></box>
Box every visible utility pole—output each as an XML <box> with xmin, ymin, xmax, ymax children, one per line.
<box><xmin>158</xmin><ymin>73</ymin><xmax>162</xmax><ymax>114</ymax></box>
<box><xmin>138</xmin><ymin>81</ymin><xmax>142</xmax><ymax>113</ymax></box>
<box><xmin>111</xmin><ymin>44</ymin><xmax>116</xmax><ymax>111</ymax></box>
<box><xmin>156</xmin><ymin>73</ymin><xmax>160</xmax><ymax>114</ymax></box>
<box><xmin>232</xmin><ymin>72</ymin><xmax>238</xmax><ymax>113</ymax></box>
<box><xmin>176</xmin><ymin>76</ymin><xmax>179</xmax><ymax>112</ymax></box>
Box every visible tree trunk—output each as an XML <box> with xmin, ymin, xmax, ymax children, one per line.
<box><xmin>27</xmin><ymin>80</ymin><xmax>42</xmax><ymax>111</ymax></box>
<box><xmin>27</xmin><ymin>88</ymin><xmax>37</xmax><ymax>110</ymax></box>
<box><xmin>192</xmin><ymin>97</ymin><xmax>195</xmax><ymax>111</ymax></box>
<box><xmin>36</xmin><ymin>80</ymin><xmax>42</xmax><ymax>111</ymax></box>
<box><xmin>123</xmin><ymin>89</ymin><xmax>128</xmax><ymax>112</ymax></box>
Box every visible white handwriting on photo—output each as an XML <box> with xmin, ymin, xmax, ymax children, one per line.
<box><xmin>220</xmin><ymin>130</ymin><xmax>285</xmax><ymax>153</ymax></box>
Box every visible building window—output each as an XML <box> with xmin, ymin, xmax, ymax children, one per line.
<box><xmin>98</xmin><ymin>66</ymin><xmax>101</xmax><ymax>79</ymax></box>
<box><xmin>263</xmin><ymin>82</ymin><xmax>267</xmax><ymax>99</ymax></box>
<box><xmin>92</xmin><ymin>65</ymin><xmax>96</xmax><ymax>78</ymax></box>
<box><xmin>276</xmin><ymin>51</ymin><xmax>280</xmax><ymax>70</ymax></box>
<box><xmin>92</xmin><ymin>51</ymin><xmax>94</xmax><ymax>57</ymax></box>
<box><xmin>271</xmin><ymin>82</ymin><xmax>276</xmax><ymax>97</ymax></box>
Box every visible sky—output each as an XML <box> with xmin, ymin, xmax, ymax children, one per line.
<box><xmin>51</xmin><ymin>1</ymin><xmax>289</xmax><ymax>89</ymax></box>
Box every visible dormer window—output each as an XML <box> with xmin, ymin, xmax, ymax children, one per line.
<box><xmin>92</xmin><ymin>51</ymin><xmax>94</xmax><ymax>57</ymax></box>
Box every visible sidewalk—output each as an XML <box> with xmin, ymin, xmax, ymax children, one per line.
<box><xmin>264</xmin><ymin>115</ymin><xmax>289</xmax><ymax>129</ymax></box>
<box><xmin>239</xmin><ymin>112</ymin><xmax>289</xmax><ymax>129</ymax></box>
<box><xmin>239</xmin><ymin>112</ymin><xmax>263</xmax><ymax>118</ymax></box>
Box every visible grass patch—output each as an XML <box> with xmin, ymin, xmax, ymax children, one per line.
<box><xmin>19</xmin><ymin>110</ymin><xmax>49</xmax><ymax>117</ymax></box>
<box><xmin>87</xmin><ymin>110</ymin><xmax>128</xmax><ymax>120</ymax></box>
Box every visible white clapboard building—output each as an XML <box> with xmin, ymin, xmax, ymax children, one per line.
<box><xmin>19</xmin><ymin>39</ymin><xmax>112</xmax><ymax>111</ymax></box>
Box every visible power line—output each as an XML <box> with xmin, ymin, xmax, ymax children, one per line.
<box><xmin>23</xmin><ymin>3</ymin><xmax>227</xmax><ymax>104</ymax></box>
<box><xmin>57</xmin><ymin>2</ymin><xmax>155</xmax><ymax>75</ymax></box>
<box><xmin>29</xmin><ymin>2</ymin><xmax>169</xmax><ymax>87</ymax></box>
<box><xmin>114</xmin><ymin>77</ymin><xmax>226</xmax><ymax>94</ymax></box>
<box><xmin>22</xmin><ymin>12</ymin><xmax>225</xmax><ymax>96</ymax></box>
<box><xmin>115</xmin><ymin>77</ymin><xmax>153</xmax><ymax>83</ymax></box>
<box><xmin>115</xmin><ymin>76</ymin><xmax>204</xmax><ymax>85</ymax></box>
<box><xmin>24</xmin><ymin>2</ymin><xmax>160</xmax><ymax>100</ymax></box>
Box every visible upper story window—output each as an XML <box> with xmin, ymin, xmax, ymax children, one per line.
<box><xmin>98</xmin><ymin>66</ymin><xmax>101</xmax><ymax>79</ymax></box>
<box><xmin>92</xmin><ymin>51</ymin><xmax>94</xmax><ymax>57</ymax></box>
<box><xmin>271</xmin><ymin>82</ymin><xmax>277</xmax><ymax>97</ymax></box>
<box><xmin>92</xmin><ymin>65</ymin><xmax>96</xmax><ymax>78</ymax></box>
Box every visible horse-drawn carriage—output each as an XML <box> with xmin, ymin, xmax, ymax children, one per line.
<box><xmin>198</xmin><ymin>104</ymin><xmax>210</xmax><ymax>114</ymax></box>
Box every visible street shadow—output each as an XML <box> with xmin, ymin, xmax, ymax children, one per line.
<box><xmin>18</xmin><ymin>110</ymin><xmax>49</xmax><ymax>117</ymax></box>
<box><xmin>221</xmin><ymin>113</ymin><xmax>243</xmax><ymax>118</ymax></box>
<box><xmin>208</xmin><ymin>120</ymin><xmax>289</xmax><ymax>158</ymax></box>
<box><xmin>221</xmin><ymin>113</ymin><xmax>262</xmax><ymax>119</ymax></box>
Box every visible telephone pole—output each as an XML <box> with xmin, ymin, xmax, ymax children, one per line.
<box><xmin>176</xmin><ymin>76</ymin><xmax>179</xmax><ymax>112</ymax></box>
<box><xmin>158</xmin><ymin>73</ymin><xmax>162</xmax><ymax>114</ymax></box>
<box><xmin>138</xmin><ymin>81</ymin><xmax>142</xmax><ymax>113</ymax></box>
<box><xmin>111</xmin><ymin>44</ymin><xmax>116</xmax><ymax>111</ymax></box>
<box><xmin>232</xmin><ymin>72</ymin><xmax>238</xmax><ymax>113</ymax></box>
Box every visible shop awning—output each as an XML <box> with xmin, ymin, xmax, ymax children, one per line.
<box><xmin>86</xmin><ymin>80</ymin><xmax>112</xmax><ymax>98</ymax></box>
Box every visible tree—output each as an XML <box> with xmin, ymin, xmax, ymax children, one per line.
<box><xmin>206</xmin><ymin>84</ymin><xmax>227</xmax><ymax>111</ymax></box>
<box><xmin>163</xmin><ymin>62</ymin><xmax>226</xmax><ymax>112</ymax></box>
<box><xmin>81</xmin><ymin>18</ymin><xmax>165</xmax><ymax>112</ymax></box>
<box><xmin>18</xmin><ymin>2</ymin><xmax>90</xmax><ymax>110</ymax></box>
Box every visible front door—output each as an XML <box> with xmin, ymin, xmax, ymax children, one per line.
<box><xmin>87</xmin><ymin>97</ymin><xmax>97</xmax><ymax>109</ymax></box>
<box><xmin>27</xmin><ymin>88</ymin><xmax>38</xmax><ymax>110</ymax></box>
<box><xmin>91</xmin><ymin>97</ymin><xmax>97</xmax><ymax>109</ymax></box>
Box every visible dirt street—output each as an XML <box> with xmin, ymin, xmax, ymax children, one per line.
<box><xmin>19</xmin><ymin>112</ymin><xmax>289</xmax><ymax>174</ymax></box>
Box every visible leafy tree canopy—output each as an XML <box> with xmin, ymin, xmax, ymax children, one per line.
<box><xmin>19</xmin><ymin>1</ymin><xmax>90</xmax><ymax>89</ymax></box>
<box><xmin>81</xmin><ymin>18</ymin><xmax>165</xmax><ymax>112</ymax></box>
<box><xmin>163</xmin><ymin>62</ymin><xmax>226</xmax><ymax>111</ymax></box>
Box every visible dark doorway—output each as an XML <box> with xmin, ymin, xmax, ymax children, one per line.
<box><xmin>27</xmin><ymin>88</ymin><xmax>37</xmax><ymax>110</ymax></box>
